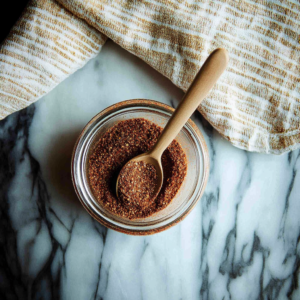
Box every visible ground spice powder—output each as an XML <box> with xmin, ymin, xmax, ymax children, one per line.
<box><xmin>89</xmin><ymin>118</ymin><xmax>187</xmax><ymax>219</ymax></box>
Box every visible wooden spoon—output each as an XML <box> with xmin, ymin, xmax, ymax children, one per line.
<box><xmin>116</xmin><ymin>48</ymin><xmax>229</xmax><ymax>200</ymax></box>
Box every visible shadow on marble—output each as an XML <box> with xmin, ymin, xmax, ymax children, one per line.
<box><xmin>42</xmin><ymin>128</ymin><xmax>82</xmax><ymax>209</ymax></box>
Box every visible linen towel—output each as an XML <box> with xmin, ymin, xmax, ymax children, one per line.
<box><xmin>0</xmin><ymin>0</ymin><xmax>299</xmax><ymax>154</ymax></box>
<box><xmin>0</xmin><ymin>0</ymin><xmax>106</xmax><ymax>118</ymax></box>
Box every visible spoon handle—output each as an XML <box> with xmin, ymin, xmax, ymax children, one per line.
<box><xmin>150</xmin><ymin>48</ymin><xmax>229</xmax><ymax>159</ymax></box>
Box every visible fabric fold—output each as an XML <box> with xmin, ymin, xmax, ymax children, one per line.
<box><xmin>56</xmin><ymin>0</ymin><xmax>300</xmax><ymax>154</ymax></box>
<box><xmin>0</xmin><ymin>0</ymin><xmax>107</xmax><ymax>119</ymax></box>
<box><xmin>0</xmin><ymin>0</ymin><xmax>299</xmax><ymax>154</ymax></box>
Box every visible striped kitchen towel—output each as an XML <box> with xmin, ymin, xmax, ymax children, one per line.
<box><xmin>0</xmin><ymin>0</ymin><xmax>106</xmax><ymax>119</ymax></box>
<box><xmin>0</xmin><ymin>0</ymin><xmax>299</xmax><ymax>154</ymax></box>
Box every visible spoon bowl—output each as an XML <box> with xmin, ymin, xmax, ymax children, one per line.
<box><xmin>116</xmin><ymin>152</ymin><xmax>163</xmax><ymax>200</ymax></box>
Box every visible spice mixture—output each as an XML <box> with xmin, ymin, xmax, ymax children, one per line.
<box><xmin>117</xmin><ymin>161</ymin><xmax>158</xmax><ymax>209</ymax></box>
<box><xmin>89</xmin><ymin>118</ymin><xmax>187</xmax><ymax>219</ymax></box>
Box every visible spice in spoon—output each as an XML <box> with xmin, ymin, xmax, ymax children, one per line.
<box><xmin>117</xmin><ymin>161</ymin><xmax>158</xmax><ymax>209</ymax></box>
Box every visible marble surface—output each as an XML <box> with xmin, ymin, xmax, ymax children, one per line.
<box><xmin>0</xmin><ymin>40</ymin><xmax>299</xmax><ymax>300</ymax></box>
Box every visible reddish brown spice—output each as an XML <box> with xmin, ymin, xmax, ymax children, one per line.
<box><xmin>117</xmin><ymin>161</ymin><xmax>158</xmax><ymax>209</ymax></box>
<box><xmin>88</xmin><ymin>118</ymin><xmax>187</xmax><ymax>219</ymax></box>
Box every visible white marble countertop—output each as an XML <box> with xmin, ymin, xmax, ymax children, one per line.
<box><xmin>0</xmin><ymin>40</ymin><xmax>299</xmax><ymax>300</ymax></box>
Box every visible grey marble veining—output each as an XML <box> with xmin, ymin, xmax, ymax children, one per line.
<box><xmin>0</xmin><ymin>41</ymin><xmax>299</xmax><ymax>300</ymax></box>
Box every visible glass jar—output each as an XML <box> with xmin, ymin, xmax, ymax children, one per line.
<box><xmin>71</xmin><ymin>99</ymin><xmax>209</xmax><ymax>235</ymax></box>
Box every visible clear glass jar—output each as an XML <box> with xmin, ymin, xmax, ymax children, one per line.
<box><xmin>71</xmin><ymin>99</ymin><xmax>209</xmax><ymax>235</ymax></box>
